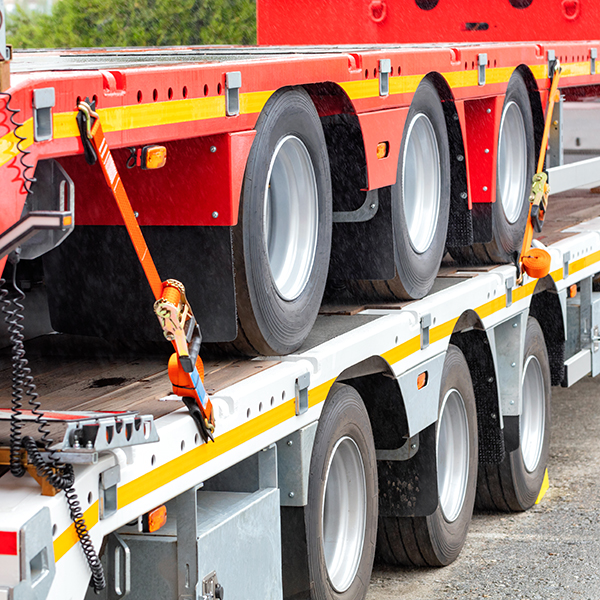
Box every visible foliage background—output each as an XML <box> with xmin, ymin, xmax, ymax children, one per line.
<box><xmin>7</xmin><ymin>0</ymin><xmax>256</xmax><ymax>49</ymax></box>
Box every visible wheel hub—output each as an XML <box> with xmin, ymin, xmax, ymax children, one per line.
<box><xmin>322</xmin><ymin>436</ymin><xmax>367</xmax><ymax>592</ymax></box>
<box><xmin>521</xmin><ymin>355</ymin><xmax>546</xmax><ymax>472</ymax></box>
<box><xmin>263</xmin><ymin>135</ymin><xmax>319</xmax><ymax>301</ymax></box>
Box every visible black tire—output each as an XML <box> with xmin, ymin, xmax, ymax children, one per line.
<box><xmin>374</xmin><ymin>78</ymin><xmax>451</xmax><ymax>300</ymax></box>
<box><xmin>477</xmin><ymin>317</ymin><xmax>551</xmax><ymax>512</ymax></box>
<box><xmin>453</xmin><ymin>72</ymin><xmax>534</xmax><ymax>265</ymax></box>
<box><xmin>232</xmin><ymin>87</ymin><xmax>332</xmax><ymax>355</ymax></box>
<box><xmin>378</xmin><ymin>345</ymin><xmax>478</xmax><ymax>566</ymax></box>
<box><xmin>306</xmin><ymin>384</ymin><xmax>378</xmax><ymax>600</ymax></box>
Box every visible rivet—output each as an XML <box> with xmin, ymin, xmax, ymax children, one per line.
<box><xmin>287</xmin><ymin>440</ymin><xmax>293</xmax><ymax>446</ymax></box>
<box><xmin>510</xmin><ymin>400</ymin><xmax>515</xmax><ymax>405</ymax></box>
<box><xmin>511</xmin><ymin>362</ymin><xmax>516</xmax><ymax>367</ymax></box>
<box><xmin>134</xmin><ymin>211</ymin><xmax>139</xmax><ymax>218</ymax></box>
<box><xmin>486</xmin><ymin>108</ymin><xmax>491</xmax><ymax>113</ymax></box>
<box><xmin>460</xmin><ymin>192</ymin><xmax>468</xmax><ymax>199</ymax></box>
<box><xmin>370</xmin><ymin>203</ymin><xmax>376</xmax><ymax>209</ymax></box>
<box><xmin>484</xmin><ymin>148</ymin><xmax>490</xmax><ymax>154</ymax></box>
<box><xmin>513</xmin><ymin>323</ymin><xmax>518</xmax><ymax>328</ymax></box>
<box><xmin>483</xmin><ymin>186</ymin><xmax>488</xmax><ymax>192</ymax></box>
<box><xmin>491</xmin><ymin>413</ymin><xmax>497</xmax><ymax>419</ymax></box>
<box><xmin>488</xmin><ymin>377</ymin><xmax>494</xmax><ymax>383</ymax></box>
<box><xmin>288</xmin><ymin>492</ymin><xmax>295</xmax><ymax>498</ymax></box>
<box><xmin>212</xmin><ymin>211</ymin><xmax>219</xmax><ymax>219</ymax></box>
<box><xmin>210</xmin><ymin>146</ymin><xmax>217</xmax><ymax>153</ymax></box>
<box><xmin>411</xmin><ymin>443</ymin><xmax>417</xmax><ymax>450</ymax></box>
<box><xmin>457</xmin><ymin>154</ymin><xmax>464</xmax><ymax>161</ymax></box>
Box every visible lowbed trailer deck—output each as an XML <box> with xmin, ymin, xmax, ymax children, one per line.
<box><xmin>2</xmin><ymin>189</ymin><xmax>600</xmax><ymax>599</ymax></box>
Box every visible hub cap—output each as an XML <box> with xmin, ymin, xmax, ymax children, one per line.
<box><xmin>322</xmin><ymin>436</ymin><xmax>367</xmax><ymax>592</ymax></box>
<box><xmin>264</xmin><ymin>135</ymin><xmax>319</xmax><ymax>300</ymax></box>
<box><xmin>497</xmin><ymin>101</ymin><xmax>528</xmax><ymax>224</ymax></box>
<box><xmin>521</xmin><ymin>355</ymin><xmax>546</xmax><ymax>472</ymax></box>
<box><xmin>437</xmin><ymin>389</ymin><xmax>470</xmax><ymax>522</ymax></box>
<box><xmin>402</xmin><ymin>113</ymin><xmax>441</xmax><ymax>254</ymax></box>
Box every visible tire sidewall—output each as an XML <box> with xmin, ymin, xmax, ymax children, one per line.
<box><xmin>235</xmin><ymin>87</ymin><xmax>332</xmax><ymax>354</ymax></box>
<box><xmin>509</xmin><ymin>317</ymin><xmax>551</xmax><ymax>508</ymax></box>
<box><xmin>390</xmin><ymin>77</ymin><xmax>451</xmax><ymax>299</ymax></box>
<box><xmin>306</xmin><ymin>384</ymin><xmax>378</xmax><ymax>600</ymax></box>
<box><xmin>426</xmin><ymin>345</ymin><xmax>478</xmax><ymax>566</ymax></box>
<box><xmin>492</xmin><ymin>71</ymin><xmax>535</xmax><ymax>258</ymax></box>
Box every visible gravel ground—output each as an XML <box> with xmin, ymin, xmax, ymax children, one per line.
<box><xmin>368</xmin><ymin>374</ymin><xmax>600</xmax><ymax>600</ymax></box>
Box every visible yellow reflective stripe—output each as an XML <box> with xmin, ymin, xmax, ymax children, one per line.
<box><xmin>513</xmin><ymin>279</ymin><xmax>537</xmax><ymax>303</ymax></box>
<box><xmin>53</xmin><ymin>500</ymin><xmax>99</xmax><ymax>562</ymax></box>
<box><xmin>340</xmin><ymin>78</ymin><xmax>380</xmax><ymax>99</ymax></box>
<box><xmin>240</xmin><ymin>89</ymin><xmax>274</xmax><ymax>114</ymax></box>
<box><xmin>443</xmin><ymin>70</ymin><xmax>479</xmax><ymax>89</ymax></box>
<box><xmin>382</xmin><ymin>335</ymin><xmax>420</xmax><ymax>365</ymax></box>
<box><xmin>550</xmin><ymin>268</ymin><xmax>563</xmax><ymax>283</ymax></box>
<box><xmin>53</xmin><ymin>376</ymin><xmax>335</xmax><ymax>562</ymax></box>
<box><xmin>430</xmin><ymin>316</ymin><xmax>460</xmax><ymax>345</ymax></box>
<box><xmin>486</xmin><ymin>66</ymin><xmax>517</xmax><ymax>85</ymax></box>
<box><xmin>530</xmin><ymin>64</ymin><xmax>547</xmax><ymax>79</ymax></box>
<box><xmin>0</xmin><ymin>119</ymin><xmax>33</xmax><ymax>168</ymax></box>
<box><xmin>388</xmin><ymin>74</ymin><xmax>424</xmax><ymax>95</ymax></box>
<box><xmin>569</xmin><ymin>249</ymin><xmax>600</xmax><ymax>275</ymax></box>
<box><xmin>561</xmin><ymin>61</ymin><xmax>590</xmax><ymax>77</ymax></box>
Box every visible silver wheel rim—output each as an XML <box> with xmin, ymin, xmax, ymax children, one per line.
<box><xmin>322</xmin><ymin>436</ymin><xmax>367</xmax><ymax>593</ymax></box>
<box><xmin>402</xmin><ymin>112</ymin><xmax>441</xmax><ymax>254</ymax></box>
<box><xmin>263</xmin><ymin>135</ymin><xmax>319</xmax><ymax>300</ymax></box>
<box><xmin>437</xmin><ymin>389</ymin><xmax>470</xmax><ymax>522</ymax></box>
<box><xmin>521</xmin><ymin>355</ymin><xmax>546</xmax><ymax>473</ymax></box>
<box><xmin>497</xmin><ymin>100</ymin><xmax>528</xmax><ymax>225</ymax></box>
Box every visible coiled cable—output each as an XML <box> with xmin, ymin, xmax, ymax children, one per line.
<box><xmin>1</xmin><ymin>264</ymin><xmax>106</xmax><ymax>592</ymax></box>
<box><xmin>0</xmin><ymin>91</ymin><xmax>36</xmax><ymax>193</ymax></box>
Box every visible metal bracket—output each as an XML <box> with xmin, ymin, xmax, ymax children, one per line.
<box><xmin>563</xmin><ymin>250</ymin><xmax>571</xmax><ymax>279</ymax></box>
<box><xmin>100</xmin><ymin>464</ymin><xmax>120</xmax><ymax>520</ymax></box>
<box><xmin>202</xmin><ymin>571</ymin><xmax>224</xmax><ymax>600</ymax></box>
<box><xmin>225</xmin><ymin>71</ymin><xmax>241</xmax><ymax>116</ymax></box>
<box><xmin>591</xmin><ymin>48</ymin><xmax>597</xmax><ymax>75</ymax></box>
<box><xmin>332</xmin><ymin>189</ymin><xmax>379</xmax><ymax>223</ymax></box>
<box><xmin>478</xmin><ymin>53</ymin><xmax>487</xmax><ymax>86</ymax></box>
<box><xmin>107</xmin><ymin>533</ymin><xmax>131</xmax><ymax>598</ymax></box>
<box><xmin>33</xmin><ymin>87</ymin><xmax>55</xmax><ymax>142</ymax></box>
<box><xmin>547</xmin><ymin>49</ymin><xmax>557</xmax><ymax>78</ymax></box>
<box><xmin>376</xmin><ymin>435</ymin><xmax>419</xmax><ymax>461</ymax></box>
<box><xmin>505</xmin><ymin>275</ymin><xmax>514</xmax><ymax>308</ymax></box>
<box><xmin>295</xmin><ymin>372</ymin><xmax>310</xmax><ymax>415</ymax></box>
<box><xmin>548</xmin><ymin>93</ymin><xmax>564</xmax><ymax>168</ymax></box>
<box><xmin>420</xmin><ymin>313</ymin><xmax>431</xmax><ymax>349</ymax></box>
<box><xmin>379</xmin><ymin>58</ymin><xmax>391</xmax><ymax>96</ymax></box>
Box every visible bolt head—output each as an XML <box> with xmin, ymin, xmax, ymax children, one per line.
<box><xmin>410</xmin><ymin>443</ymin><xmax>417</xmax><ymax>450</ymax></box>
<box><xmin>486</xmin><ymin>108</ymin><xmax>492</xmax><ymax>113</ymax></box>
<box><xmin>210</xmin><ymin>146</ymin><xmax>217</xmax><ymax>153</ymax></box>
<box><xmin>457</xmin><ymin>154</ymin><xmax>464</xmax><ymax>161</ymax></box>
<box><xmin>488</xmin><ymin>377</ymin><xmax>494</xmax><ymax>383</ymax></box>
<box><xmin>513</xmin><ymin>323</ymin><xmax>518</xmax><ymax>328</ymax></box>
<box><xmin>287</xmin><ymin>440</ymin><xmax>293</xmax><ymax>446</ymax></box>
<box><xmin>483</xmin><ymin>186</ymin><xmax>488</xmax><ymax>192</ymax></box>
<box><xmin>484</xmin><ymin>148</ymin><xmax>490</xmax><ymax>153</ymax></box>
<box><xmin>212</xmin><ymin>211</ymin><xmax>219</xmax><ymax>219</ymax></box>
<box><xmin>511</xmin><ymin>362</ymin><xmax>516</xmax><ymax>367</ymax></box>
<box><xmin>460</xmin><ymin>192</ymin><xmax>468</xmax><ymax>199</ymax></box>
<box><xmin>370</xmin><ymin>203</ymin><xmax>376</xmax><ymax>209</ymax></box>
<box><xmin>134</xmin><ymin>211</ymin><xmax>139</xmax><ymax>218</ymax></box>
<box><xmin>288</xmin><ymin>492</ymin><xmax>295</xmax><ymax>498</ymax></box>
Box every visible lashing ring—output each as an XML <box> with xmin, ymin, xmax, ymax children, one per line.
<box><xmin>369</xmin><ymin>0</ymin><xmax>387</xmax><ymax>23</ymax></box>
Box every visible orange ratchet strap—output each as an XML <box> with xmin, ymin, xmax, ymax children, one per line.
<box><xmin>76</xmin><ymin>99</ymin><xmax>215</xmax><ymax>442</ymax></box>
<box><xmin>518</xmin><ymin>60</ymin><xmax>562</xmax><ymax>283</ymax></box>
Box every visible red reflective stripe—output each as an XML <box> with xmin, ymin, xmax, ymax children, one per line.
<box><xmin>0</xmin><ymin>531</ymin><xmax>17</xmax><ymax>555</ymax></box>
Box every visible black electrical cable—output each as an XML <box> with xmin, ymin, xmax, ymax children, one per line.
<box><xmin>1</xmin><ymin>264</ymin><xmax>106</xmax><ymax>592</ymax></box>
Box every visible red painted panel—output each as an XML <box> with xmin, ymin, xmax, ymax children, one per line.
<box><xmin>357</xmin><ymin>107</ymin><xmax>409</xmax><ymax>189</ymax></box>
<box><xmin>463</xmin><ymin>96</ymin><xmax>504</xmax><ymax>204</ymax></box>
<box><xmin>258</xmin><ymin>0</ymin><xmax>600</xmax><ymax>45</ymax></box>
<box><xmin>61</xmin><ymin>131</ymin><xmax>255</xmax><ymax>227</ymax></box>
<box><xmin>0</xmin><ymin>531</ymin><xmax>17</xmax><ymax>556</ymax></box>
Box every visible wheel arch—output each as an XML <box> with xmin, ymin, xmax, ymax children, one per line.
<box><xmin>428</xmin><ymin>71</ymin><xmax>473</xmax><ymax>247</ymax></box>
<box><xmin>529</xmin><ymin>275</ymin><xmax>566</xmax><ymax>386</ymax></box>
<box><xmin>515</xmin><ymin>64</ymin><xmax>545</xmax><ymax>171</ymax></box>
<box><xmin>450</xmin><ymin>309</ymin><xmax>505</xmax><ymax>465</ymax></box>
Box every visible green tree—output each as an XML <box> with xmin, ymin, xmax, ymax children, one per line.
<box><xmin>7</xmin><ymin>0</ymin><xmax>256</xmax><ymax>49</ymax></box>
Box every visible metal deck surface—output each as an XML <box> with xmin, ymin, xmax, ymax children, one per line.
<box><xmin>10</xmin><ymin>42</ymin><xmax>508</xmax><ymax>73</ymax></box>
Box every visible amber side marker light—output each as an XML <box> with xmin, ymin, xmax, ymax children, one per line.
<box><xmin>376</xmin><ymin>141</ymin><xmax>389</xmax><ymax>159</ymax></box>
<box><xmin>142</xmin><ymin>505</ymin><xmax>167</xmax><ymax>533</ymax></box>
<box><xmin>142</xmin><ymin>145</ymin><xmax>167</xmax><ymax>170</ymax></box>
<box><xmin>417</xmin><ymin>371</ymin><xmax>428</xmax><ymax>390</ymax></box>
<box><xmin>568</xmin><ymin>284</ymin><xmax>577</xmax><ymax>298</ymax></box>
